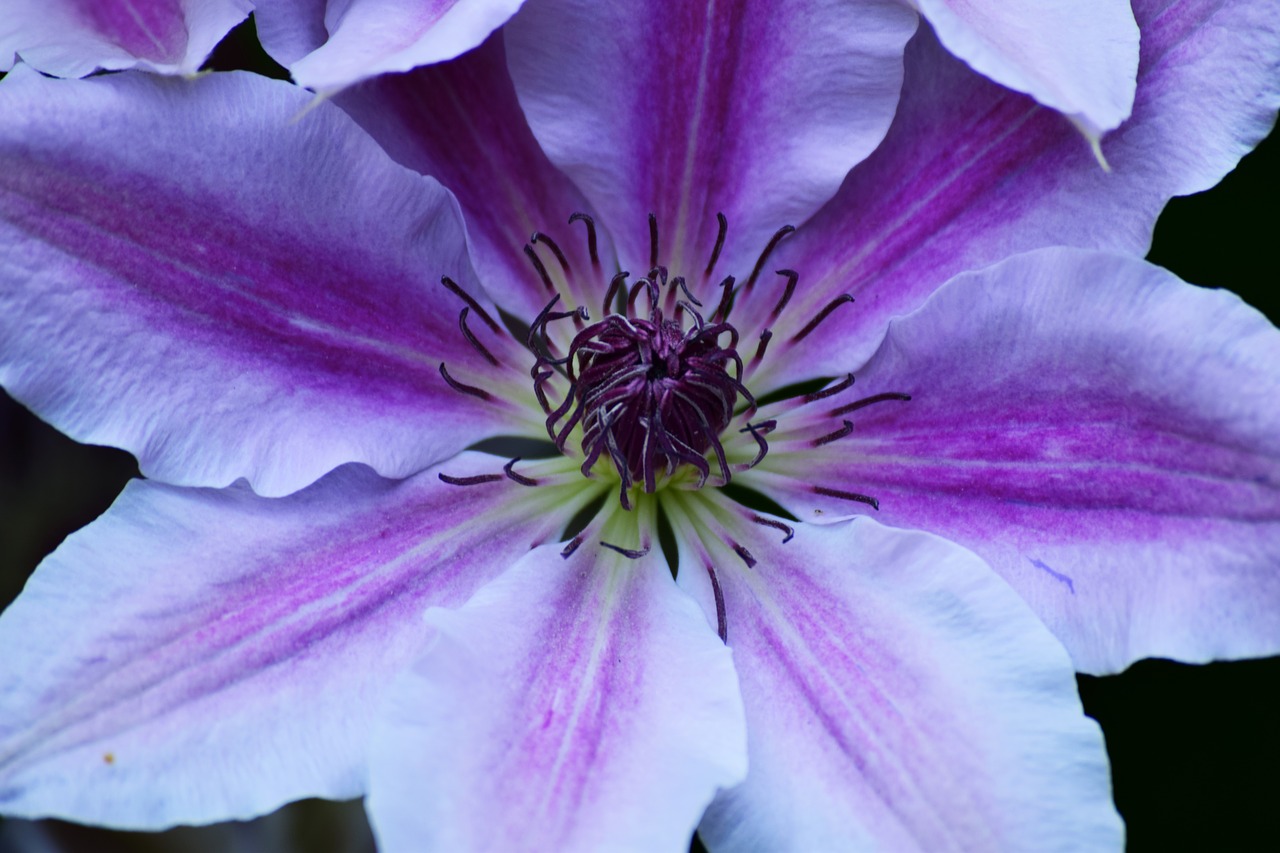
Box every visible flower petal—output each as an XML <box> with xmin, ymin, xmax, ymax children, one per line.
<box><xmin>0</xmin><ymin>68</ymin><xmax>533</xmax><ymax>497</ymax></box>
<box><xmin>667</xmin><ymin>501</ymin><xmax>1121</xmax><ymax>850</ymax></box>
<box><xmin>750</xmin><ymin>248</ymin><xmax>1280</xmax><ymax>675</ymax></box>
<box><xmin>0</xmin><ymin>453</ymin><xmax>590</xmax><ymax>827</ymax></box>
<box><xmin>0</xmin><ymin>0</ymin><xmax>250</xmax><ymax>77</ymax></box>
<box><xmin>256</xmin><ymin>0</ymin><xmax>527</xmax><ymax>91</ymax></box>
<box><xmin>909</xmin><ymin>0</ymin><xmax>1138</xmax><ymax>138</ymax></box>
<box><xmin>504</xmin><ymin>0</ymin><xmax>918</xmax><ymax>277</ymax></box>
<box><xmin>335</xmin><ymin>32</ymin><xmax>611</xmax><ymax>320</ymax></box>
<box><xmin>366</xmin><ymin>517</ymin><xmax>747</xmax><ymax>852</ymax></box>
<box><xmin>753</xmin><ymin>0</ymin><xmax>1280</xmax><ymax>385</ymax></box>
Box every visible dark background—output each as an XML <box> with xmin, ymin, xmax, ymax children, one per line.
<box><xmin>1</xmin><ymin>17</ymin><xmax>1277</xmax><ymax>853</ymax></box>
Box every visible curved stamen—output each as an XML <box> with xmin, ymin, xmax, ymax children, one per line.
<box><xmin>459</xmin><ymin>308</ymin><xmax>499</xmax><ymax>366</ymax></box>
<box><xmin>750</xmin><ymin>514</ymin><xmax>795</xmax><ymax>543</ymax></box>
<box><xmin>439</xmin><ymin>363</ymin><xmax>492</xmax><ymax>401</ymax></box>
<box><xmin>712</xmin><ymin>275</ymin><xmax>736</xmax><ymax>322</ymax></box>
<box><xmin>805</xmin><ymin>374</ymin><xmax>855</xmax><ymax>403</ymax></box>
<box><xmin>769</xmin><ymin>269</ymin><xmax>799</xmax><ymax>321</ymax></box>
<box><xmin>830</xmin><ymin>392</ymin><xmax>913</xmax><ymax>416</ymax></box>
<box><xmin>750</xmin><ymin>329</ymin><xmax>773</xmax><ymax>369</ymax></box>
<box><xmin>569</xmin><ymin>212</ymin><xmax>600</xmax><ymax>269</ymax></box>
<box><xmin>705</xmin><ymin>211</ymin><xmax>728</xmax><ymax>277</ymax></box>
<box><xmin>705</xmin><ymin>561</ymin><xmax>728</xmax><ymax>642</ymax></box>
<box><xmin>441</xmin><ymin>275</ymin><xmax>500</xmax><ymax>332</ymax></box>
<box><xmin>531</xmin><ymin>231</ymin><xmax>571</xmax><ymax>276</ymax></box>
<box><xmin>745</xmin><ymin>224</ymin><xmax>795</xmax><ymax>290</ymax></box>
<box><xmin>791</xmin><ymin>294</ymin><xmax>855</xmax><ymax>343</ymax></box>
<box><xmin>602</xmin><ymin>270</ymin><xmax>629</xmax><ymax>317</ymax></box>
<box><xmin>731</xmin><ymin>542</ymin><xmax>757</xmax><ymax>568</ymax></box>
<box><xmin>438</xmin><ymin>472</ymin><xmax>504</xmax><ymax>486</ymax></box>
<box><xmin>601</xmin><ymin>541</ymin><xmax>651</xmax><ymax>559</ymax></box>
<box><xmin>560</xmin><ymin>535</ymin><xmax>585</xmax><ymax>558</ymax></box>
<box><xmin>502</xmin><ymin>457</ymin><xmax>538</xmax><ymax>487</ymax></box>
<box><xmin>813</xmin><ymin>419</ymin><xmax>854</xmax><ymax>447</ymax></box>
<box><xmin>523</xmin><ymin>243</ymin><xmax>556</xmax><ymax>292</ymax></box>
<box><xmin>813</xmin><ymin>485</ymin><xmax>879</xmax><ymax>511</ymax></box>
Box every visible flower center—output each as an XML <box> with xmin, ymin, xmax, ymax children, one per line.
<box><xmin>551</xmin><ymin>304</ymin><xmax>750</xmax><ymax>495</ymax></box>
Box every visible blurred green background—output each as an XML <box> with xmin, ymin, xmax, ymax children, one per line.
<box><xmin>1</xmin><ymin>15</ymin><xmax>1277</xmax><ymax>853</ymax></box>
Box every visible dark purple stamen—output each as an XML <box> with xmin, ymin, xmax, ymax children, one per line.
<box><xmin>769</xmin><ymin>269</ymin><xmax>799</xmax><ymax>321</ymax></box>
<box><xmin>751</xmin><ymin>329</ymin><xmax>773</xmax><ymax>368</ymax></box>
<box><xmin>438</xmin><ymin>472</ymin><xmax>504</xmax><ymax>486</ymax></box>
<box><xmin>830</xmin><ymin>392</ymin><xmax>913</xmax><ymax>416</ymax></box>
<box><xmin>705</xmin><ymin>212</ymin><xmax>728</xmax><ymax>276</ymax></box>
<box><xmin>523</xmin><ymin>243</ymin><xmax>555</xmax><ymax>292</ymax></box>
<box><xmin>459</xmin><ymin>308</ymin><xmax>499</xmax><ymax>366</ymax></box>
<box><xmin>569</xmin><ymin>212</ymin><xmax>600</xmax><ymax>269</ymax></box>
<box><xmin>745</xmin><ymin>224</ymin><xmax>795</xmax><ymax>290</ymax></box>
<box><xmin>750</xmin><ymin>514</ymin><xmax>794</xmax><ymax>543</ymax></box>
<box><xmin>648</xmin><ymin>213</ymin><xmax>659</xmax><ymax>270</ymax></box>
<box><xmin>705</xmin><ymin>561</ymin><xmax>728</xmax><ymax>642</ymax></box>
<box><xmin>560</xmin><ymin>535</ymin><xmax>584</xmax><ymax>558</ymax></box>
<box><xmin>711</xmin><ymin>275</ymin><xmax>735</xmax><ymax>322</ymax></box>
<box><xmin>531</xmin><ymin>231</ymin><xmax>571</xmax><ymax>275</ymax></box>
<box><xmin>805</xmin><ymin>374</ymin><xmax>854</xmax><ymax>403</ymax></box>
<box><xmin>813</xmin><ymin>419</ymin><xmax>854</xmax><ymax>447</ymax></box>
<box><xmin>602</xmin><ymin>271</ymin><xmax>629</xmax><ymax>317</ymax></box>
<box><xmin>601</xmin><ymin>541</ymin><xmax>651</xmax><ymax>559</ymax></box>
<box><xmin>439</xmin><ymin>362</ymin><xmax>492</xmax><ymax>401</ymax></box>
<box><xmin>813</xmin><ymin>485</ymin><xmax>879</xmax><ymax>511</ymax></box>
<box><xmin>731</xmin><ymin>543</ymin><xmax>757</xmax><ymax>568</ymax></box>
<box><xmin>671</xmin><ymin>276</ymin><xmax>702</xmax><ymax>307</ymax></box>
<box><xmin>502</xmin><ymin>457</ymin><xmax>538</xmax><ymax>487</ymax></box>
<box><xmin>791</xmin><ymin>294</ymin><xmax>855</xmax><ymax>343</ymax></box>
<box><xmin>441</xmin><ymin>275</ymin><xmax>500</xmax><ymax>332</ymax></box>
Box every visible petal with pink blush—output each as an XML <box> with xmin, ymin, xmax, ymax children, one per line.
<box><xmin>336</xmin><ymin>33</ymin><xmax>611</xmax><ymax>321</ymax></box>
<box><xmin>753</xmin><ymin>0</ymin><xmax>1280</xmax><ymax>385</ymax></box>
<box><xmin>0</xmin><ymin>69</ymin><xmax>534</xmax><ymax>498</ymax></box>
<box><xmin>0</xmin><ymin>453</ymin><xmax>591</xmax><ymax>828</ymax></box>
<box><xmin>0</xmin><ymin>0</ymin><xmax>250</xmax><ymax>77</ymax></box>
<box><xmin>667</xmin><ymin>503</ymin><xmax>1120</xmax><ymax>850</ymax></box>
<box><xmin>909</xmin><ymin>0</ymin><xmax>1138</xmax><ymax>139</ymax></box>
<box><xmin>750</xmin><ymin>248</ymin><xmax>1280</xmax><ymax>675</ymax></box>
<box><xmin>504</xmin><ymin>0</ymin><xmax>917</xmax><ymax>278</ymax></box>
<box><xmin>257</xmin><ymin>0</ymin><xmax>527</xmax><ymax>92</ymax></box>
<box><xmin>366</xmin><ymin>519</ymin><xmax>747</xmax><ymax>852</ymax></box>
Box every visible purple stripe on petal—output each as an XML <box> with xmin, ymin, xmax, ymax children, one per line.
<box><xmin>756</xmin><ymin>0</ymin><xmax>1280</xmax><ymax>385</ymax></box>
<box><xmin>337</xmin><ymin>32</ymin><xmax>610</xmax><ymax>320</ymax></box>
<box><xmin>505</xmin><ymin>0</ymin><xmax>917</xmax><ymax>280</ymax></box>
<box><xmin>752</xmin><ymin>249</ymin><xmax>1280</xmax><ymax>674</ymax></box>
<box><xmin>669</xmin><ymin>507</ymin><xmax>1120</xmax><ymax>850</ymax></box>
<box><xmin>0</xmin><ymin>69</ymin><xmax>528</xmax><ymax>497</ymax></box>
<box><xmin>0</xmin><ymin>453</ymin><xmax>565</xmax><ymax>828</ymax></box>
<box><xmin>366</xmin><ymin>537</ymin><xmax>747</xmax><ymax>852</ymax></box>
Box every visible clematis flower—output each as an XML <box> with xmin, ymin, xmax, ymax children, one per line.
<box><xmin>1</xmin><ymin>0</ymin><xmax>1278</xmax><ymax>849</ymax></box>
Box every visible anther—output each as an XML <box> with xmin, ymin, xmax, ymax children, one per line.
<box><xmin>745</xmin><ymin>225</ymin><xmax>795</xmax><ymax>291</ymax></box>
<box><xmin>769</xmin><ymin>269</ymin><xmax>799</xmax><ymax>321</ymax></box>
<box><xmin>739</xmin><ymin>419</ymin><xmax>777</xmax><ymax>436</ymax></box>
<box><xmin>813</xmin><ymin>485</ymin><xmax>879</xmax><ymax>511</ymax></box>
<box><xmin>750</xmin><ymin>514</ymin><xmax>794</xmax><ymax>543</ymax></box>
<box><xmin>439</xmin><ymin>362</ymin><xmax>492</xmax><ymax>401</ymax></box>
<box><xmin>804</xmin><ymin>374</ymin><xmax>854</xmax><ymax>403</ymax></box>
<box><xmin>731</xmin><ymin>543</ymin><xmax>757</xmax><ymax>568</ymax></box>
<box><xmin>568</xmin><ymin>212</ymin><xmax>600</xmax><ymax>269</ymax></box>
<box><xmin>705</xmin><ymin>211</ymin><xmax>728</xmax><ymax>276</ymax></box>
<box><xmin>438</xmin><ymin>472</ymin><xmax>504</xmax><ymax>486</ymax></box>
<box><xmin>712</xmin><ymin>275</ymin><xmax>736</xmax><ymax>322</ymax></box>
<box><xmin>750</xmin><ymin>329</ymin><xmax>773</xmax><ymax>369</ymax></box>
<box><xmin>791</xmin><ymin>294</ymin><xmax>855</xmax><ymax>343</ymax></box>
<box><xmin>705</xmin><ymin>562</ymin><xmax>728</xmax><ymax>642</ymax></box>
<box><xmin>738</xmin><ymin>420</ymin><xmax>770</xmax><ymax>468</ymax></box>
<box><xmin>830</xmin><ymin>392</ymin><xmax>912</xmax><ymax>417</ymax></box>
<box><xmin>459</xmin><ymin>308</ymin><xmax>499</xmax><ymax>366</ymax></box>
<box><xmin>603</xmin><ymin>271</ymin><xmax>629</xmax><ymax>316</ymax></box>
<box><xmin>441</xmin><ymin>275</ymin><xmax>500</xmax><ymax>332</ymax></box>
<box><xmin>523</xmin><ymin>243</ymin><xmax>556</xmax><ymax>292</ymax></box>
<box><xmin>813</xmin><ymin>419</ymin><xmax>854</xmax><ymax>447</ymax></box>
<box><xmin>560</xmin><ymin>535</ymin><xmax>584</xmax><ymax>559</ymax></box>
<box><xmin>502</xmin><ymin>457</ymin><xmax>538</xmax><ymax>487</ymax></box>
<box><xmin>648</xmin><ymin>213</ymin><xmax>659</xmax><ymax>270</ymax></box>
<box><xmin>672</xmin><ymin>276</ymin><xmax>702</xmax><ymax>306</ymax></box>
<box><xmin>531</xmin><ymin>231</ymin><xmax>571</xmax><ymax>276</ymax></box>
<box><xmin>601</xmin><ymin>541</ymin><xmax>651</xmax><ymax>559</ymax></box>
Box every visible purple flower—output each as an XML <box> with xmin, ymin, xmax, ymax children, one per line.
<box><xmin>1</xmin><ymin>0</ymin><xmax>1277</xmax><ymax>849</ymax></box>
